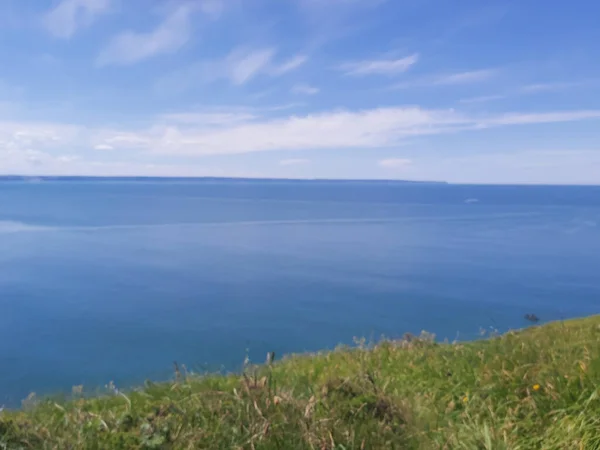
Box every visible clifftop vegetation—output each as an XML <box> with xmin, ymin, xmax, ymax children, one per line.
<box><xmin>1</xmin><ymin>316</ymin><xmax>600</xmax><ymax>449</ymax></box>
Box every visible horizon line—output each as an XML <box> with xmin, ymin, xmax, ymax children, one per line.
<box><xmin>1</xmin><ymin>174</ymin><xmax>600</xmax><ymax>187</ymax></box>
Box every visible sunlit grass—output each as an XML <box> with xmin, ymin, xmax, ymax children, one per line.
<box><xmin>1</xmin><ymin>316</ymin><xmax>600</xmax><ymax>449</ymax></box>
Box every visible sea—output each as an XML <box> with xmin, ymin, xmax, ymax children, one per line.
<box><xmin>1</xmin><ymin>178</ymin><xmax>599</xmax><ymax>406</ymax></box>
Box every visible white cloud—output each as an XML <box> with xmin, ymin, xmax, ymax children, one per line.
<box><xmin>198</xmin><ymin>0</ymin><xmax>225</xmax><ymax>19</ymax></box>
<box><xmin>300</xmin><ymin>0</ymin><xmax>388</xmax><ymax>7</ymax></box>
<box><xmin>378</xmin><ymin>158</ymin><xmax>412</xmax><ymax>168</ymax></box>
<box><xmin>43</xmin><ymin>0</ymin><xmax>111</xmax><ymax>39</ymax></box>
<box><xmin>3</xmin><ymin>108</ymin><xmax>600</xmax><ymax>171</ymax></box>
<box><xmin>94</xmin><ymin>144</ymin><xmax>114</xmax><ymax>150</ymax></box>
<box><xmin>4</xmin><ymin>112</ymin><xmax>600</xmax><ymax>183</ymax></box>
<box><xmin>291</xmin><ymin>84</ymin><xmax>320</xmax><ymax>95</ymax></box>
<box><xmin>156</xmin><ymin>48</ymin><xmax>307</xmax><ymax>92</ymax></box>
<box><xmin>270</xmin><ymin>55</ymin><xmax>309</xmax><ymax>76</ymax></box>
<box><xmin>518</xmin><ymin>81</ymin><xmax>586</xmax><ymax>93</ymax></box>
<box><xmin>434</xmin><ymin>69</ymin><xmax>496</xmax><ymax>85</ymax></box>
<box><xmin>297</xmin><ymin>0</ymin><xmax>390</xmax><ymax>46</ymax></box>
<box><xmin>0</xmin><ymin>151</ymin><xmax>261</xmax><ymax>178</ymax></box>
<box><xmin>340</xmin><ymin>54</ymin><xmax>418</xmax><ymax>76</ymax></box>
<box><xmin>298</xmin><ymin>0</ymin><xmax>388</xmax><ymax>19</ymax></box>
<box><xmin>459</xmin><ymin>80</ymin><xmax>592</xmax><ymax>104</ymax></box>
<box><xmin>227</xmin><ymin>48</ymin><xmax>276</xmax><ymax>85</ymax></box>
<box><xmin>0</xmin><ymin>121</ymin><xmax>81</xmax><ymax>151</ymax></box>
<box><xmin>412</xmin><ymin>149</ymin><xmax>600</xmax><ymax>185</ymax></box>
<box><xmin>481</xmin><ymin>110</ymin><xmax>600</xmax><ymax>126</ymax></box>
<box><xmin>92</xmin><ymin>107</ymin><xmax>600</xmax><ymax>157</ymax></box>
<box><xmin>459</xmin><ymin>94</ymin><xmax>505</xmax><ymax>104</ymax></box>
<box><xmin>161</xmin><ymin>111</ymin><xmax>257</xmax><ymax>126</ymax></box>
<box><xmin>279</xmin><ymin>158</ymin><xmax>310</xmax><ymax>166</ymax></box>
<box><xmin>160</xmin><ymin>105</ymin><xmax>301</xmax><ymax>125</ymax></box>
<box><xmin>218</xmin><ymin>49</ymin><xmax>307</xmax><ymax>84</ymax></box>
<box><xmin>393</xmin><ymin>69</ymin><xmax>497</xmax><ymax>89</ymax></box>
<box><xmin>0</xmin><ymin>121</ymin><xmax>82</xmax><ymax>174</ymax></box>
<box><xmin>102</xmin><ymin>132</ymin><xmax>152</xmax><ymax>147</ymax></box>
<box><xmin>96</xmin><ymin>5</ymin><xmax>195</xmax><ymax>66</ymax></box>
<box><xmin>136</xmin><ymin>107</ymin><xmax>461</xmax><ymax>155</ymax></box>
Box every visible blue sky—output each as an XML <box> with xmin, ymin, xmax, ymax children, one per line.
<box><xmin>1</xmin><ymin>0</ymin><xmax>600</xmax><ymax>183</ymax></box>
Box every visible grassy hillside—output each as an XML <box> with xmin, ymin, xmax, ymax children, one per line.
<box><xmin>1</xmin><ymin>316</ymin><xmax>600</xmax><ymax>449</ymax></box>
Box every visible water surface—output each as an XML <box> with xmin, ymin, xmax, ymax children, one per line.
<box><xmin>1</xmin><ymin>180</ymin><xmax>599</xmax><ymax>405</ymax></box>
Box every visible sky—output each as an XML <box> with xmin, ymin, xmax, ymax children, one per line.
<box><xmin>1</xmin><ymin>0</ymin><xmax>600</xmax><ymax>184</ymax></box>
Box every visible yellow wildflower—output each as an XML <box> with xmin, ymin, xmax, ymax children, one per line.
<box><xmin>462</xmin><ymin>395</ymin><xmax>468</xmax><ymax>403</ymax></box>
<box><xmin>533</xmin><ymin>384</ymin><xmax>541</xmax><ymax>391</ymax></box>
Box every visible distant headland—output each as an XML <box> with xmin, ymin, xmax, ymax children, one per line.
<box><xmin>0</xmin><ymin>175</ymin><xmax>448</xmax><ymax>185</ymax></box>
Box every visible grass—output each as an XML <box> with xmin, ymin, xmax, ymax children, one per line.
<box><xmin>1</xmin><ymin>316</ymin><xmax>600</xmax><ymax>449</ymax></box>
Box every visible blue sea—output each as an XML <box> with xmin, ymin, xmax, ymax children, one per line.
<box><xmin>1</xmin><ymin>179</ymin><xmax>600</xmax><ymax>406</ymax></box>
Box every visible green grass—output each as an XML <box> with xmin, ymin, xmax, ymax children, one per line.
<box><xmin>2</xmin><ymin>316</ymin><xmax>600</xmax><ymax>449</ymax></box>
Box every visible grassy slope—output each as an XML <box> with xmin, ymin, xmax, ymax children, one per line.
<box><xmin>1</xmin><ymin>317</ymin><xmax>600</xmax><ymax>449</ymax></box>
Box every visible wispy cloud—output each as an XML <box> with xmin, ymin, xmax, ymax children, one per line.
<box><xmin>460</xmin><ymin>79</ymin><xmax>594</xmax><ymax>104</ymax></box>
<box><xmin>459</xmin><ymin>94</ymin><xmax>506</xmax><ymax>104</ymax></box>
<box><xmin>156</xmin><ymin>48</ymin><xmax>307</xmax><ymax>92</ymax></box>
<box><xmin>433</xmin><ymin>69</ymin><xmax>496</xmax><ymax>85</ymax></box>
<box><xmin>197</xmin><ymin>0</ymin><xmax>225</xmax><ymax>19</ymax></box>
<box><xmin>299</xmin><ymin>0</ymin><xmax>388</xmax><ymax>7</ymax></box>
<box><xmin>90</xmin><ymin>107</ymin><xmax>600</xmax><ymax>156</ymax></box>
<box><xmin>297</xmin><ymin>0</ymin><xmax>391</xmax><ymax>49</ymax></box>
<box><xmin>291</xmin><ymin>84</ymin><xmax>320</xmax><ymax>95</ymax></box>
<box><xmin>378</xmin><ymin>158</ymin><xmax>412</xmax><ymax>168</ymax></box>
<box><xmin>481</xmin><ymin>110</ymin><xmax>600</xmax><ymax>126</ymax></box>
<box><xmin>518</xmin><ymin>81</ymin><xmax>588</xmax><ymax>93</ymax></box>
<box><xmin>279</xmin><ymin>158</ymin><xmax>310</xmax><ymax>166</ymax></box>
<box><xmin>340</xmin><ymin>53</ymin><xmax>418</xmax><ymax>76</ymax></box>
<box><xmin>0</xmin><ymin>146</ymin><xmax>262</xmax><ymax>177</ymax></box>
<box><xmin>93</xmin><ymin>144</ymin><xmax>114</xmax><ymax>150</ymax></box>
<box><xmin>43</xmin><ymin>0</ymin><xmax>111</xmax><ymax>39</ymax></box>
<box><xmin>393</xmin><ymin>68</ymin><xmax>497</xmax><ymax>89</ymax></box>
<box><xmin>270</xmin><ymin>55</ymin><xmax>309</xmax><ymax>76</ymax></box>
<box><xmin>161</xmin><ymin>111</ymin><xmax>257</xmax><ymax>127</ymax></box>
<box><xmin>161</xmin><ymin>105</ymin><xmax>301</xmax><ymax>125</ymax></box>
<box><xmin>225</xmin><ymin>48</ymin><xmax>276</xmax><ymax>85</ymax></box>
<box><xmin>5</xmin><ymin>108</ymin><xmax>600</xmax><ymax>172</ymax></box>
<box><xmin>0</xmin><ymin>121</ymin><xmax>83</xmax><ymax>174</ymax></box>
<box><xmin>96</xmin><ymin>4</ymin><xmax>196</xmax><ymax>66</ymax></box>
<box><xmin>298</xmin><ymin>0</ymin><xmax>389</xmax><ymax>25</ymax></box>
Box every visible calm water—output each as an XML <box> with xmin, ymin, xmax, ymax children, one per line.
<box><xmin>1</xmin><ymin>180</ymin><xmax>600</xmax><ymax>405</ymax></box>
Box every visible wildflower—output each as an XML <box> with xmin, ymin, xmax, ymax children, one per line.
<box><xmin>105</xmin><ymin>381</ymin><xmax>119</xmax><ymax>395</ymax></box>
<box><xmin>462</xmin><ymin>395</ymin><xmax>468</xmax><ymax>403</ymax></box>
<box><xmin>72</xmin><ymin>385</ymin><xmax>84</xmax><ymax>396</ymax></box>
<box><xmin>533</xmin><ymin>384</ymin><xmax>540</xmax><ymax>391</ymax></box>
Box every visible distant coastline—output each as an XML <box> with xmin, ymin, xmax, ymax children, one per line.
<box><xmin>0</xmin><ymin>175</ymin><xmax>448</xmax><ymax>185</ymax></box>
